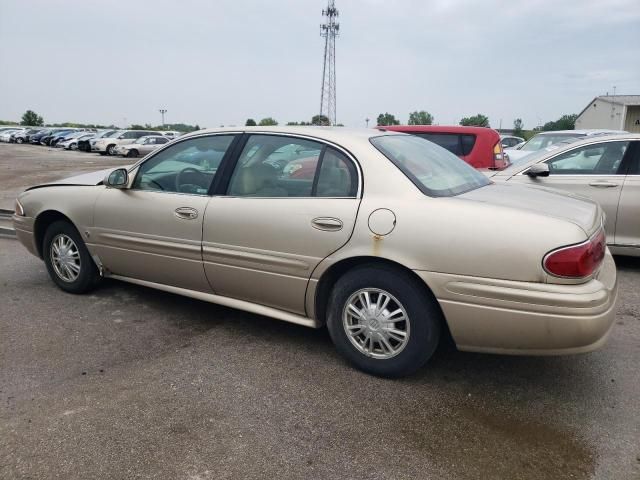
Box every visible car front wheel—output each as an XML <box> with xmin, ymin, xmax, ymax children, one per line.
<box><xmin>327</xmin><ymin>265</ymin><xmax>442</xmax><ymax>378</ymax></box>
<box><xmin>106</xmin><ymin>144</ymin><xmax>116</xmax><ymax>155</ymax></box>
<box><xmin>43</xmin><ymin>220</ymin><xmax>101</xmax><ymax>294</ymax></box>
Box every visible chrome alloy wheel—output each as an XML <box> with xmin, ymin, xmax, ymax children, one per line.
<box><xmin>342</xmin><ymin>288</ymin><xmax>410</xmax><ymax>359</ymax></box>
<box><xmin>50</xmin><ymin>234</ymin><xmax>81</xmax><ymax>282</ymax></box>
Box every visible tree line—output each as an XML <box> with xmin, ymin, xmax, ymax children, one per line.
<box><xmin>5</xmin><ymin>109</ymin><xmax>579</xmax><ymax>134</ymax></box>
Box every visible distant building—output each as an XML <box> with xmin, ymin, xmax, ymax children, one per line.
<box><xmin>575</xmin><ymin>95</ymin><xmax>640</xmax><ymax>133</ymax></box>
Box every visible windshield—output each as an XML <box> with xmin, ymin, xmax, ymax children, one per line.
<box><xmin>370</xmin><ymin>135</ymin><xmax>490</xmax><ymax>197</ymax></box>
<box><xmin>520</xmin><ymin>133</ymin><xmax>583</xmax><ymax>152</ymax></box>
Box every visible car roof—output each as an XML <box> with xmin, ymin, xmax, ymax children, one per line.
<box><xmin>180</xmin><ymin>126</ymin><xmax>402</xmax><ymax>146</ymax></box>
<box><xmin>377</xmin><ymin>125</ymin><xmax>497</xmax><ymax>135</ymax></box>
<box><xmin>535</xmin><ymin>129</ymin><xmax>628</xmax><ymax>136</ymax></box>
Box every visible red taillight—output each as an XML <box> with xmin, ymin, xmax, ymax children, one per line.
<box><xmin>543</xmin><ymin>230</ymin><xmax>606</xmax><ymax>278</ymax></box>
<box><xmin>492</xmin><ymin>142</ymin><xmax>510</xmax><ymax>170</ymax></box>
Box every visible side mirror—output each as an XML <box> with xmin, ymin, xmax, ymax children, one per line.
<box><xmin>105</xmin><ymin>168</ymin><xmax>129</xmax><ymax>188</ymax></box>
<box><xmin>525</xmin><ymin>163</ymin><xmax>550</xmax><ymax>178</ymax></box>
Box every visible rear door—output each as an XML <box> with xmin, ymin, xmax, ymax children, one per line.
<box><xmin>615</xmin><ymin>141</ymin><xmax>640</xmax><ymax>248</ymax></box>
<box><xmin>202</xmin><ymin>133</ymin><xmax>361</xmax><ymax>315</ymax></box>
<box><xmin>510</xmin><ymin>140</ymin><xmax>631</xmax><ymax>242</ymax></box>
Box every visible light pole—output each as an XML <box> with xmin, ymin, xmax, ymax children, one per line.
<box><xmin>159</xmin><ymin>109</ymin><xmax>167</xmax><ymax>129</ymax></box>
<box><xmin>365</xmin><ymin>117</ymin><xmax>370</xmax><ymax>128</ymax></box>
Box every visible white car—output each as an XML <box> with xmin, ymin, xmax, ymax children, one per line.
<box><xmin>500</xmin><ymin>135</ymin><xmax>524</xmax><ymax>149</ymax></box>
<box><xmin>506</xmin><ymin>129</ymin><xmax>628</xmax><ymax>163</ymax></box>
<box><xmin>92</xmin><ymin>130</ymin><xmax>163</xmax><ymax>155</ymax></box>
<box><xmin>0</xmin><ymin>128</ymin><xmax>25</xmax><ymax>142</ymax></box>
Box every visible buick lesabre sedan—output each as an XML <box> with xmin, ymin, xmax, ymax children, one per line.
<box><xmin>13</xmin><ymin>127</ymin><xmax>618</xmax><ymax>377</ymax></box>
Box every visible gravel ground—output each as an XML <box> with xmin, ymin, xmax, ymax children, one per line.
<box><xmin>0</xmin><ymin>144</ymin><xmax>639</xmax><ymax>479</ymax></box>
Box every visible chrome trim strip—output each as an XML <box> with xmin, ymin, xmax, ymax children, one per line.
<box><xmin>107</xmin><ymin>274</ymin><xmax>319</xmax><ymax>328</ymax></box>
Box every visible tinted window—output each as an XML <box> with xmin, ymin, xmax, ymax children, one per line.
<box><xmin>460</xmin><ymin>135</ymin><xmax>476</xmax><ymax>155</ymax></box>
<box><xmin>415</xmin><ymin>133</ymin><xmax>461</xmax><ymax>155</ymax></box>
<box><xmin>545</xmin><ymin>141</ymin><xmax>629</xmax><ymax>175</ymax></box>
<box><xmin>228</xmin><ymin>135</ymin><xmax>323</xmax><ymax>197</ymax></box>
<box><xmin>133</xmin><ymin>135</ymin><xmax>234</xmax><ymax>194</ymax></box>
<box><xmin>156</xmin><ymin>137</ymin><xmax>169</xmax><ymax>144</ymax></box>
<box><xmin>370</xmin><ymin>135</ymin><xmax>490</xmax><ymax>197</ymax></box>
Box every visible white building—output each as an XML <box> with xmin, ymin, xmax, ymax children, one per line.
<box><xmin>575</xmin><ymin>95</ymin><xmax>640</xmax><ymax>133</ymax></box>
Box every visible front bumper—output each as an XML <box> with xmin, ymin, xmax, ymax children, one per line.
<box><xmin>13</xmin><ymin>215</ymin><xmax>38</xmax><ymax>257</ymax></box>
<box><xmin>415</xmin><ymin>250</ymin><xmax>618</xmax><ymax>355</ymax></box>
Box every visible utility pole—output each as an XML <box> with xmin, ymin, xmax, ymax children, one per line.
<box><xmin>319</xmin><ymin>0</ymin><xmax>339</xmax><ymax>126</ymax></box>
<box><xmin>159</xmin><ymin>109</ymin><xmax>167</xmax><ymax>129</ymax></box>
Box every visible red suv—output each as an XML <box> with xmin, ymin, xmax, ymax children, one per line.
<box><xmin>376</xmin><ymin>125</ymin><xmax>510</xmax><ymax>170</ymax></box>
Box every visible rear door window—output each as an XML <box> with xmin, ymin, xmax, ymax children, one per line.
<box><xmin>460</xmin><ymin>135</ymin><xmax>476</xmax><ymax>156</ymax></box>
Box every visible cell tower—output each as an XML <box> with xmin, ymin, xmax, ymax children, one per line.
<box><xmin>319</xmin><ymin>0</ymin><xmax>339</xmax><ymax>126</ymax></box>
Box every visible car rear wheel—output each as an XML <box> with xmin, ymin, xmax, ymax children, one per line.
<box><xmin>16</xmin><ymin>138</ymin><xmax>24</xmax><ymax>144</ymax></box>
<box><xmin>327</xmin><ymin>265</ymin><xmax>442</xmax><ymax>378</ymax></box>
<box><xmin>70</xmin><ymin>142</ymin><xmax>77</xmax><ymax>150</ymax></box>
<box><xmin>43</xmin><ymin>220</ymin><xmax>101</xmax><ymax>294</ymax></box>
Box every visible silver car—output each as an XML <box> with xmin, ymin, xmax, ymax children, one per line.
<box><xmin>13</xmin><ymin>127</ymin><xmax>618</xmax><ymax>377</ymax></box>
<box><xmin>491</xmin><ymin>134</ymin><xmax>640</xmax><ymax>256</ymax></box>
<box><xmin>114</xmin><ymin>135</ymin><xmax>170</xmax><ymax>158</ymax></box>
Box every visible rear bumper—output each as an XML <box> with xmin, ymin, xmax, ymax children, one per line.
<box><xmin>415</xmin><ymin>250</ymin><xmax>618</xmax><ymax>355</ymax></box>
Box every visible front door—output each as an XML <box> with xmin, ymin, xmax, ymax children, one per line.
<box><xmin>91</xmin><ymin>133</ymin><xmax>238</xmax><ymax>291</ymax></box>
<box><xmin>509</xmin><ymin>140</ymin><xmax>631</xmax><ymax>242</ymax></box>
<box><xmin>202</xmin><ymin>134</ymin><xmax>361</xmax><ymax>315</ymax></box>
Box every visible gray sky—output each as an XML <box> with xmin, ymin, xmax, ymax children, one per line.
<box><xmin>1</xmin><ymin>0</ymin><xmax>638</xmax><ymax>129</ymax></box>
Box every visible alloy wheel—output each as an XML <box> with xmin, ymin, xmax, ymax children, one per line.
<box><xmin>50</xmin><ymin>233</ymin><xmax>81</xmax><ymax>282</ymax></box>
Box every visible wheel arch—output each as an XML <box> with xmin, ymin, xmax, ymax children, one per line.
<box><xmin>312</xmin><ymin>256</ymin><xmax>451</xmax><ymax>337</ymax></box>
<box><xmin>33</xmin><ymin>210</ymin><xmax>75</xmax><ymax>258</ymax></box>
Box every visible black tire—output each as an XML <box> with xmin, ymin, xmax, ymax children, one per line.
<box><xmin>106</xmin><ymin>144</ymin><xmax>116</xmax><ymax>155</ymax></box>
<box><xmin>43</xmin><ymin>220</ymin><xmax>101</xmax><ymax>294</ymax></box>
<box><xmin>126</xmin><ymin>149</ymin><xmax>138</xmax><ymax>158</ymax></box>
<box><xmin>16</xmin><ymin>137</ymin><xmax>24</xmax><ymax>144</ymax></box>
<box><xmin>327</xmin><ymin>265</ymin><xmax>442</xmax><ymax>378</ymax></box>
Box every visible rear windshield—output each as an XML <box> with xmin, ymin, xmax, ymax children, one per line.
<box><xmin>413</xmin><ymin>133</ymin><xmax>476</xmax><ymax>156</ymax></box>
<box><xmin>370</xmin><ymin>135</ymin><xmax>490</xmax><ymax>197</ymax></box>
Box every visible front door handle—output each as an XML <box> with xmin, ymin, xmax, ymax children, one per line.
<box><xmin>174</xmin><ymin>207</ymin><xmax>198</xmax><ymax>220</ymax></box>
<box><xmin>311</xmin><ymin>217</ymin><xmax>343</xmax><ymax>231</ymax></box>
<box><xmin>589</xmin><ymin>181</ymin><xmax>619</xmax><ymax>188</ymax></box>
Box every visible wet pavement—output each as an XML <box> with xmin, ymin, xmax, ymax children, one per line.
<box><xmin>1</xmin><ymin>144</ymin><xmax>639</xmax><ymax>479</ymax></box>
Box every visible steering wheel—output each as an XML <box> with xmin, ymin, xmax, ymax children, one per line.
<box><xmin>175</xmin><ymin>167</ymin><xmax>203</xmax><ymax>193</ymax></box>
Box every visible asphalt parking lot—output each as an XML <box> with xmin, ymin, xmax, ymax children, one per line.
<box><xmin>1</xmin><ymin>144</ymin><xmax>639</xmax><ymax>479</ymax></box>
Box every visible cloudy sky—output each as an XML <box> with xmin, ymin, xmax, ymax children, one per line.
<box><xmin>1</xmin><ymin>0</ymin><xmax>638</xmax><ymax>129</ymax></box>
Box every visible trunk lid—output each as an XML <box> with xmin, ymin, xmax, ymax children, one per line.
<box><xmin>460</xmin><ymin>183</ymin><xmax>602</xmax><ymax>237</ymax></box>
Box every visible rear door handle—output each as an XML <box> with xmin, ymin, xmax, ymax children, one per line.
<box><xmin>589</xmin><ymin>181</ymin><xmax>619</xmax><ymax>188</ymax></box>
<box><xmin>311</xmin><ymin>217</ymin><xmax>343</xmax><ymax>231</ymax></box>
<box><xmin>174</xmin><ymin>207</ymin><xmax>198</xmax><ymax>220</ymax></box>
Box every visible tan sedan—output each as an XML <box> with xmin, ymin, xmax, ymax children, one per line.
<box><xmin>490</xmin><ymin>134</ymin><xmax>640</xmax><ymax>257</ymax></box>
<box><xmin>13</xmin><ymin>127</ymin><xmax>618</xmax><ymax>377</ymax></box>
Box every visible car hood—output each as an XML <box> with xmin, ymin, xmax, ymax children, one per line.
<box><xmin>26</xmin><ymin>167</ymin><xmax>132</xmax><ymax>190</ymax></box>
<box><xmin>459</xmin><ymin>183</ymin><xmax>601</xmax><ymax>236</ymax></box>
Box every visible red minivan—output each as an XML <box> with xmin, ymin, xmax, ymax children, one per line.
<box><xmin>376</xmin><ymin>125</ymin><xmax>510</xmax><ymax>170</ymax></box>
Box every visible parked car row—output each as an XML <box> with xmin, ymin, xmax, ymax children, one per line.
<box><xmin>0</xmin><ymin>126</ymin><xmax>184</xmax><ymax>158</ymax></box>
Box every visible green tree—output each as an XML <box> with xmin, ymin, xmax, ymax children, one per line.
<box><xmin>258</xmin><ymin>117</ymin><xmax>278</xmax><ymax>126</ymax></box>
<box><xmin>408</xmin><ymin>110</ymin><xmax>434</xmax><ymax>125</ymax></box>
<box><xmin>459</xmin><ymin>114</ymin><xmax>490</xmax><ymax>127</ymax></box>
<box><xmin>376</xmin><ymin>113</ymin><xmax>400</xmax><ymax>126</ymax></box>
<box><xmin>542</xmin><ymin>114</ymin><xmax>577</xmax><ymax>131</ymax></box>
<box><xmin>245</xmin><ymin>118</ymin><xmax>257</xmax><ymax>126</ymax></box>
<box><xmin>311</xmin><ymin>114</ymin><xmax>330</xmax><ymax>126</ymax></box>
<box><xmin>513</xmin><ymin>118</ymin><xmax>524</xmax><ymax>137</ymax></box>
<box><xmin>21</xmin><ymin>110</ymin><xmax>44</xmax><ymax>126</ymax></box>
